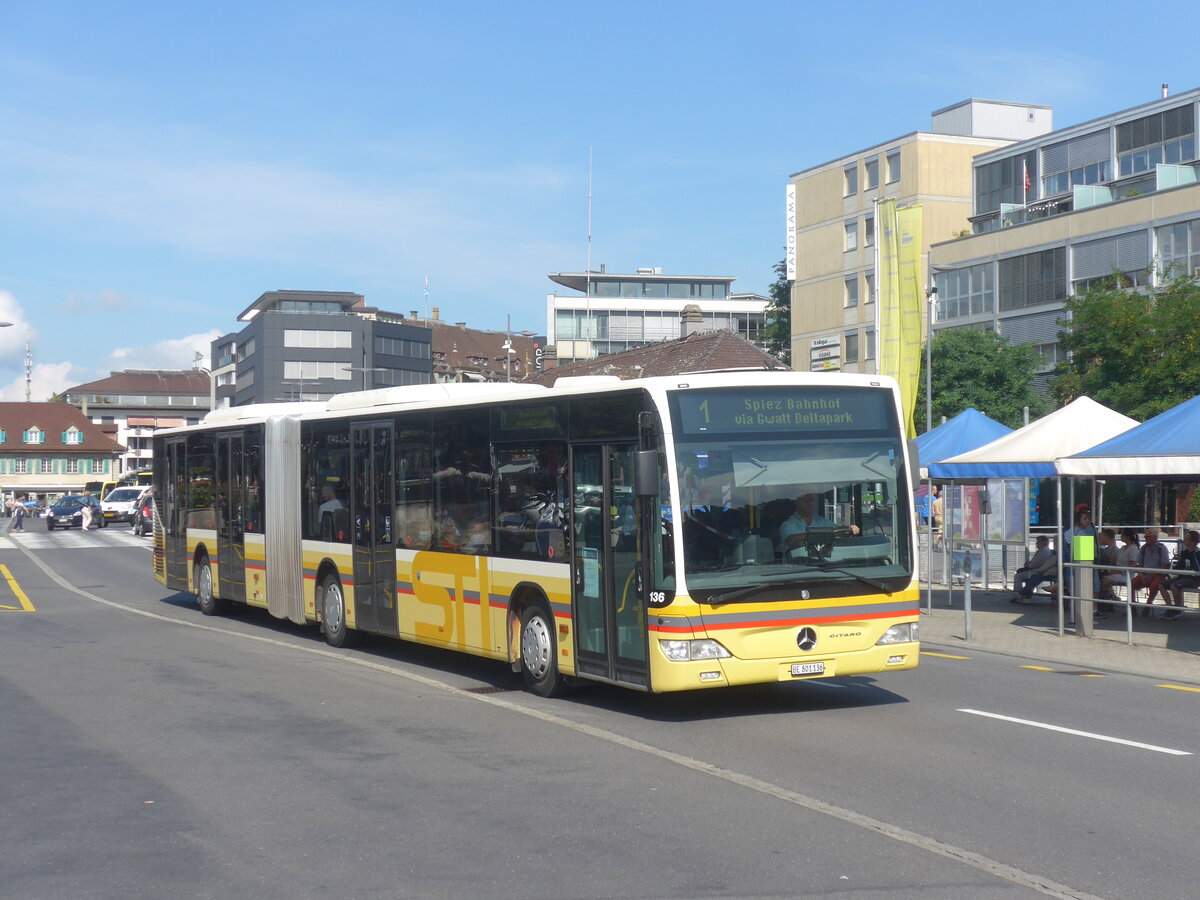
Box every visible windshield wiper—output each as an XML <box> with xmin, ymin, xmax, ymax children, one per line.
<box><xmin>812</xmin><ymin>565</ymin><xmax>893</xmax><ymax>595</ymax></box>
<box><xmin>705</xmin><ymin>566</ymin><xmax>894</xmax><ymax>605</ymax></box>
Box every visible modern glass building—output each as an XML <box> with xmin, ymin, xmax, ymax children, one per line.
<box><xmin>546</xmin><ymin>268</ymin><xmax>767</xmax><ymax>364</ymax></box>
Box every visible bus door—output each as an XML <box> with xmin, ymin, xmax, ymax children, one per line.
<box><xmin>162</xmin><ymin>437</ymin><xmax>189</xmax><ymax>590</ymax></box>
<box><xmin>216</xmin><ymin>433</ymin><xmax>246</xmax><ymax>603</ymax></box>
<box><xmin>351</xmin><ymin>423</ymin><xmax>397</xmax><ymax>635</ymax></box>
<box><xmin>571</xmin><ymin>444</ymin><xmax>649</xmax><ymax>688</ymax></box>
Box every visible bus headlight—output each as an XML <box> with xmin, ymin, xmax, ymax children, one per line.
<box><xmin>876</xmin><ymin>623</ymin><xmax>918</xmax><ymax>645</ymax></box>
<box><xmin>659</xmin><ymin>639</ymin><xmax>732</xmax><ymax>661</ymax></box>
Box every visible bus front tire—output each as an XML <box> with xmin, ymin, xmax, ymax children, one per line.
<box><xmin>195</xmin><ymin>557</ymin><xmax>228</xmax><ymax>616</ymax></box>
<box><xmin>520</xmin><ymin>603</ymin><xmax>564</xmax><ymax>697</ymax></box>
<box><xmin>321</xmin><ymin>575</ymin><xmax>357</xmax><ymax>648</ymax></box>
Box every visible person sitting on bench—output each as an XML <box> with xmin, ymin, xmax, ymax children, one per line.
<box><xmin>1012</xmin><ymin>535</ymin><xmax>1056</xmax><ymax>603</ymax></box>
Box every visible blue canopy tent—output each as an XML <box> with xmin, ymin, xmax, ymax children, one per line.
<box><xmin>912</xmin><ymin>408</ymin><xmax>1012</xmax><ymax>612</ymax></box>
<box><xmin>1058</xmin><ymin>394</ymin><xmax>1200</xmax><ymax>479</ymax></box>
<box><xmin>913</xmin><ymin>407</ymin><xmax>1012</xmax><ymax>479</ymax></box>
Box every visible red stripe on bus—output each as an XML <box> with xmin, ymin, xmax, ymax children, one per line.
<box><xmin>649</xmin><ymin>608</ymin><xmax>918</xmax><ymax>633</ymax></box>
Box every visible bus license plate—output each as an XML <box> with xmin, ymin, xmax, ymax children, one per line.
<box><xmin>791</xmin><ymin>662</ymin><xmax>825</xmax><ymax>677</ymax></box>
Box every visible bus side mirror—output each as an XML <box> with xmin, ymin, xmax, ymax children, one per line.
<box><xmin>634</xmin><ymin>451</ymin><xmax>659</xmax><ymax>498</ymax></box>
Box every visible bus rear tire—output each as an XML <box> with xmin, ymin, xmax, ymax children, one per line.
<box><xmin>321</xmin><ymin>575</ymin><xmax>357</xmax><ymax>648</ymax></box>
<box><xmin>520</xmin><ymin>603</ymin><xmax>564</xmax><ymax>697</ymax></box>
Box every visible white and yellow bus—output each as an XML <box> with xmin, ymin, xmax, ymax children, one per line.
<box><xmin>151</xmin><ymin>372</ymin><xmax>919</xmax><ymax>696</ymax></box>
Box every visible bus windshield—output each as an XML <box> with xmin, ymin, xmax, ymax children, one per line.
<box><xmin>669</xmin><ymin>386</ymin><xmax>913</xmax><ymax>598</ymax></box>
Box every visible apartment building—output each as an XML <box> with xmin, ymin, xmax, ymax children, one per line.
<box><xmin>787</xmin><ymin>100</ymin><xmax>1051</xmax><ymax>374</ymax></box>
<box><xmin>929</xmin><ymin>85</ymin><xmax>1200</xmax><ymax>392</ymax></box>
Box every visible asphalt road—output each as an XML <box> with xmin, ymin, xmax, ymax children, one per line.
<box><xmin>2</xmin><ymin>530</ymin><xmax>1197</xmax><ymax>900</ymax></box>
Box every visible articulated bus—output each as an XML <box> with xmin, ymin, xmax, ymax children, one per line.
<box><xmin>151</xmin><ymin>372</ymin><xmax>919</xmax><ymax>696</ymax></box>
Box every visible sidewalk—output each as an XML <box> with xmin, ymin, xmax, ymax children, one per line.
<box><xmin>919</xmin><ymin>586</ymin><xmax>1200</xmax><ymax>686</ymax></box>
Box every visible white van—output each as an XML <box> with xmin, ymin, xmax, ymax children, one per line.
<box><xmin>101</xmin><ymin>485</ymin><xmax>149</xmax><ymax>524</ymax></box>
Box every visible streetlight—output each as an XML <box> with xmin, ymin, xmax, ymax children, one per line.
<box><xmin>343</xmin><ymin>366</ymin><xmax>387</xmax><ymax>391</ymax></box>
<box><xmin>924</xmin><ymin>283</ymin><xmax>938</xmax><ymax>434</ymax></box>
<box><xmin>280</xmin><ymin>379</ymin><xmax>309</xmax><ymax>401</ymax></box>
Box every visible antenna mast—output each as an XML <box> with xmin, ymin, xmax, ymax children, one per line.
<box><xmin>586</xmin><ymin>147</ymin><xmax>593</xmax><ymax>359</ymax></box>
<box><xmin>25</xmin><ymin>339</ymin><xmax>32</xmax><ymax>402</ymax></box>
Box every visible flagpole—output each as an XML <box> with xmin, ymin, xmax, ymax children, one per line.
<box><xmin>873</xmin><ymin>198</ymin><xmax>880</xmax><ymax>367</ymax></box>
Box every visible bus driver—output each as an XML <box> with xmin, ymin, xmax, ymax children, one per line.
<box><xmin>781</xmin><ymin>492</ymin><xmax>860</xmax><ymax>554</ymax></box>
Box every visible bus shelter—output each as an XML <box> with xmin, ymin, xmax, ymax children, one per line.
<box><xmin>930</xmin><ymin>397</ymin><xmax>1139</xmax><ymax>634</ymax></box>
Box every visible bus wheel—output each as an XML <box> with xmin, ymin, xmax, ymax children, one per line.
<box><xmin>195</xmin><ymin>557</ymin><xmax>228</xmax><ymax>616</ymax></box>
<box><xmin>520</xmin><ymin>603</ymin><xmax>564</xmax><ymax>697</ymax></box>
<box><xmin>321</xmin><ymin>575</ymin><xmax>357</xmax><ymax>648</ymax></box>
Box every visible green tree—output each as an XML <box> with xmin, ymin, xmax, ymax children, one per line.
<box><xmin>1052</xmin><ymin>273</ymin><xmax>1200</xmax><ymax>419</ymax></box>
<box><xmin>913</xmin><ymin>329</ymin><xmax>1049</xmax><ymax>432</ymax></box>
<box><xmin>761</xmin><ymin>257</ymin><xmax>791</xmax><ymax>365</ymax></box>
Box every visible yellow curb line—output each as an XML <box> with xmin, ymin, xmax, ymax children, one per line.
<box><xmin>0</xmin><ymin>564</ymin><xmax>35</xmax><ymax>612</ymax></box>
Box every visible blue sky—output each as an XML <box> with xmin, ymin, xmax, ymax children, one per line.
<box><xmin>3</xmin><ymin>1</ymin><xmax>1199</xmax><ymax>400</ymax></box>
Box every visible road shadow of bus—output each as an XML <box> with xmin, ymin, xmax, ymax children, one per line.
<box><xmin>156</xmin><ymin>593</ymin><xmax>910</xmax><ymax>719</ymax></box>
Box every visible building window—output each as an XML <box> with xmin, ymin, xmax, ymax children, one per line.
<box><xmin>864</xmin><ymin>157</ymin><xmax>879</xmax><ymax>191</ymax></box>
<box><xmin>65</xmin><ymin>458</ymin><xmax>80</xmax><ymax>474</ymax></box>
<box><xmin>1117</xmin><ymin>105</ymin><xmax>1195</xmax><ymax>177</ymax></box>
<box><xmin>376</xmin><ymin>336</ymin><xmax>432</xmax><ymax>359</ymax></box>
<box><xmin>92</xmin><ymin>459</ymin><xmax>107</xmax><ymax>473</ymax></box>
<box><xmin>864</xmin><ymin>216</ymin><xmax>875</xmax><ymax>247</ymax></box>
<box><xmin>284</xmin><ymin>329</ymin><xmax>353</xmax><ymax>349</ymax></box>
<box><xmin>935</xmin><ymin>264</ymin><xmax>995</xmax><ymax>320</ymax></box>
<box><xmin>864</xmin><ymin>271</ymin><xmax>875</xmax><ymax>302</ymax></box>
<box><xmin>283</xmin><ymin>360</ymin><xmax>355</xmax><ymax>381</ymax></box>
<box><xmin>14</xmin><ymin>459</ymin><xmax>28</xmax><ymax>473</ymax></box>
<box><xmin>844</xmin><ymin>220</ymin><xmax>858</xmax><ymax>251</ymax></box>
<box><xmin>998</xmin><ymin>248</ymin><xmax>1066</xmax><ymax>311</ymax></box>
<box><xmin>975</xmin><ymin>152</ymin><xmax>1038</xmax><ymax>214</ymax></box>
<box><xmin>1156</xmin><ymin>219</ymin><xmax>1200</xmax><ymax>277</ymax></box>
<box><xmin>39</xmin><ymin>458</ymin><xmax>53</xmax><ymax>474</ymax></box>
<box><xmin>237</xmin><ymin>337</ymin><xmax>256</xmax><ymax>359</ymax></box>
<box><xmin>62</xmin><ymin>428</ymin><xmax>83</xmax><ymax>444</ymax></box>
<box><xmin>865</xmin><ymin>329</ymin><xmax>876</xmax><ymax>360</ymax></box>
<box><xmin>844</xmin><ymin>277</ymin><xmax>859</xmax><ymax>308</ymax></box>
<box><xmin>23</xmin><ymin>428</ymin><xmax>44</xmax><ymax>444</ymax></box>
<box><xmin>844</xmin><ymin>165</ymin><xmax>858</xmax><ymax>196</ymax></box>
<box><xmin>844</xmin><ymin>331</ymin><xmax>859</xmax><ymax>363</ymax></box>
<box><xmin>886</xmin><ymin>151</ymin><xmax>901</xmax><ymax>184</ymax></box>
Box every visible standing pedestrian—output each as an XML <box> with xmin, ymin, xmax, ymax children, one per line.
<box><xmin>80</xmin><ymin>492</ymin><xmax>95</xmax><ymax>530</ymax></box>
<box><xmin>12</xmin><ymin>495</ymin><xmax>26</xmax><ymax>532</ymax></box>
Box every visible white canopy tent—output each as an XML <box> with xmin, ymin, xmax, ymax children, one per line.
<box><xmin>928</xmin><ymin>397</ymin><xmax>1139</xmax><ymax>480</ymax></box>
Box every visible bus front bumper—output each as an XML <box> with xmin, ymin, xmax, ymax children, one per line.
<box><xmin>648</xmin><ymin>641</ymin><xmax>919</xmax><ymax>693</ymax></box>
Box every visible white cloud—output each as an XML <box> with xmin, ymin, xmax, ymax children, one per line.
<box><xmin>0</xmin><ymin>362</ymin><xmax>80</xmax><ymax>403</ymax></box>
<box><xmin>107</xmin><ymin>330</ymin><xmax>223</xmax><ymax>371</ymax></box>
<box><xmin>0</xmin><ymin>291</ymin><xmax>39</xmax><ymax>362</ymax></box>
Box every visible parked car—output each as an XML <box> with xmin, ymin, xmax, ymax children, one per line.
<box><xmin>101</xmin><ymin>486</ymin><xmax>148</xmax><ymax>525</ymax></box>
<box><xmin>46</xmin><ymin>495</ymin><xmax>106</xmax><ymax>530</ymax></box>
<box><xmin>132</xmin><ymin>490</ymin><xmax>155</xmax><ymax>536</ymax></box>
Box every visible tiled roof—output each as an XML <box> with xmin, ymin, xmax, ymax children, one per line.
<box><xmin>0</xmin><ymin>403</ymin><xmax>125</xmax><ymax>453</ymax></box>
<box><xmin>533</xmin><ymin>329</ymin><xmax>787</xmax><ymax>386</ymax></box>
<box><xmin>65</xmin><ymin>370</ymin><xmax>211</xmax><ymax>395</ymax></box>
<box><xmin>424</xmin><ymin>319</ymin><xmax>543</xmax><ymax>381</ymax></box>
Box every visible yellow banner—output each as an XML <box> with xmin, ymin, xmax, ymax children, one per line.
<box><xmin>877</xmin><ymin>201</ymin><xmax>923</xmax><ymax>437</ymax></box>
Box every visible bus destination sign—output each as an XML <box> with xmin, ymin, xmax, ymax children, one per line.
<box><xmin>674</xmin><ymin>388</ymin><xmax>891</xmax><ymax>434</ymax></box>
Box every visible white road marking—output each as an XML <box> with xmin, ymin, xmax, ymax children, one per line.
<box><xmin>17</xmin><ymin>543</ymin><xmax>1108</xmax><ymax>900</ymax></box>
<box><xmin>959</xmin><ymin>708</ymin><xmax>1192</xmax><ymax>756</ymax></box>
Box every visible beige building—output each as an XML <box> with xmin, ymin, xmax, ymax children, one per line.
<box><xmin>787</xmin><ymin>100</ymin><xmax>1051</xmax><ymax>374</ymax></box>
<box><xmin>929</xmin><ymin>86</ymin><xmax>1200</xmax><ymax>393</ymax></box>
